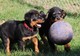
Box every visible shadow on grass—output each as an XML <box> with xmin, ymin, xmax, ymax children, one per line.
<box><xmin>24</xmin><ymin>40</ymin><xmax>80</xmax><ymax>56</ymax></box>
<box><xmin>0</xmin><ymin>40</ymin><xmax>3</xmax><ymax>49</ymax></box>
<box><xmin>26</xmin><ymin>3</ymin><xmax>44</xmax><ymax>10</ymax></box>
<box><xmin>11</xmin><ymin>0</ymin><xmax>44</xmax><ymax>10</ymax></box>
<box><xmin>11</xmin><ymin>0</ymin><xmax>80</xmax><ymax>19</ymax></box>
<box><xmin>66</xmin><ymin>12</ymin><xmax>80</xmax><ymax>18</ymax></box>
<box><xmin>0</xmin><ymin>39</ymin><xmax>80</xmax><ymax>56</ymax></box>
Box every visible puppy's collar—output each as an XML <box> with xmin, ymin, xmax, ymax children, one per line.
<box><xmin>24</xmin><ymin>22</ymin><xmax>33</xmax><ymax>31</ymax></box>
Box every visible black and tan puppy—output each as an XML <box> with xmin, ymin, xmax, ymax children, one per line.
<box><xmin>0</xmin><ymin>10</ymin><xmax>44</xmax><ymax>55</ymax></box>
<box><xmin>39</xmin><ymin>7</ymin><xmax>70</xmax><ymax>52</ymax></box>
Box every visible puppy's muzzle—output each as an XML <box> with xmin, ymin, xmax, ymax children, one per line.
<box><xmin>54</xmin><ymin>15</ymin><xmax>63</xmax><ymax>22</ymax></box>
<box><xmin>36</xmin><ymin>19</ymin><xmax>44</xmax><ymax>28</ymax></box>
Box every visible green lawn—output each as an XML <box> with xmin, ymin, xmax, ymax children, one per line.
<box><xmin>0</xmin><ymin>0</ymin><xmax>80</xmax><ymax>56</ymax></box>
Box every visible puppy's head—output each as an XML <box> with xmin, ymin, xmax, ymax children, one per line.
<box><xmin>47</xmin><ymin>7</ymin><xmax>66</xmax><ymax>22</ymax></box>
<box><xmin>24</xmin><ymin>10</ymin><xmax>45</xmax><ymax>28</ymax></box>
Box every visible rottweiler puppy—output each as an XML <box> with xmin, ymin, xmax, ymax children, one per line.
<box><xmin>0</xmin><ymin>10</ymin><xmax>44</xmax><ymax>55</ymax></box>
<box><xmin>39</xmin><ymin>7</ymin><xmax>70</xmax><ymax>52</ymax></box>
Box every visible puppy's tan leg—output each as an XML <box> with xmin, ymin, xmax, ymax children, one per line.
<box><xmin>32</xmin><ymin>37</ymin><xmax>39</xmax><ymax>53</ymax></box>
<box><xmin>64</xmin><ymin>43</ymin><xmax>70</xmax><ymax>52</ymax></box>
<box><xmin>6</xmin><ymin>38</ymin><xmax>10</xmax><ymax>56</ymax></box>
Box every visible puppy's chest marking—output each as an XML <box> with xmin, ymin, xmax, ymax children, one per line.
<box><xmin>22</xmin><ymin>34</ymin><xmax>37</xmax><ymax>41</ymax></box>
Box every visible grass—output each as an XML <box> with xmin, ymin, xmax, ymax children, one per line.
<box><xmin>0</xmin><ymin>0</ymin><xmax>80</xmax><ymax>56</ymax></box>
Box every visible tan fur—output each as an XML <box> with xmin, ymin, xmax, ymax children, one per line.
<box><xmin>22</xmin><ymin>34</ymin><xmax>37</xmax><ymax>41</ymax></box>
<box><xmin>32</xmin><ymin>37</ymin><xmax>39</xmax><ymax>53</ymax></box>
<box><xmin>6</xmin><ymin>38</ymin><xmax>10</xmax><ymax>56</ymax></box>
<box><xmin>22</xmin><ymin>34</ymin><xmax>39</xmax><ymax>53</ymax></box>
<box><xmin>64</xmin><ymin>43</ymin><xmax>70</xmax><ymax>48</ymax></box>
<box><xmin>30</xmin><ymin>19</ymin><xmax>44</xmax><ymax>27</ymax></box>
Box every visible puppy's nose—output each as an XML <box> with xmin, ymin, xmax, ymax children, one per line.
<box><xmin>56</xmin><ymin>16</ymin><xmax>61</xmax><ymax>20</ymax></box>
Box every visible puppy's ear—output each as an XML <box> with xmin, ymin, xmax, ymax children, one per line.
<box><xmin>40</xmin><ymin>11</ymin><xmax>46</xmax><ymax>19</ymax></box>
<box><xmin>40</xmin><ymin>11</ymin><xmax>44</xmax><ymax>14</ymax></box>
<box><xmin>61</xmin><ymin>10</ymin><xmax>66</xmax><ymax>19</ymax></box>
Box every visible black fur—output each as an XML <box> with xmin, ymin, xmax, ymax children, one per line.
<box><xmin>39</xmin><ymin>7</ymin><xmax>66</xmax><ymax>51</ymax></box>
<box><xmin>0</xmin><ymin>10</ymin><xmax>44</xmax><ymax>53</ymax></box>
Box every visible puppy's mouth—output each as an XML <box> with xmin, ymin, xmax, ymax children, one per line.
<box><xmin>36</xmin><ymin>24</ymin><xmax>42</xmax><ymax>28</ymax></box>
<box><xmin>36</xmin><ymin>20</ymin><xmax>44</xmax><ymax>28</ymax></box>
<box><xmin>51</xmin><ymin>17</ymin><xmax>63</xmax><ymax>23</ymax></box>
<box><xmin>30</xmin><ymin>19</ymin><xmax>44</xmax><ymax>28</ymax></box>
<box><xmin>36</xmin><ymin>19</ymin><xmax>44</xmax><ymax>28</ymax></box>
<box><xmin>55</xmin><ymin>18</ymin><xmax>63</xmax><ymax>22</ymax></box>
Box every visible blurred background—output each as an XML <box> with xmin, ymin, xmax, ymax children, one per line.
<box><xmin>0</xmin><ymin>0</ymin><xmax>80</xmax><ymax>21</ymax></box>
